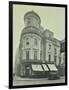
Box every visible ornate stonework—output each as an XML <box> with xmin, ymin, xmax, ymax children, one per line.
<box><xmin>15</xmin><ymin>11</ymin><xmax>62</xmax><ymax>76</ymax></box>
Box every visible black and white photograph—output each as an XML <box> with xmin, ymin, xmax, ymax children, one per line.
<box><xmin>9</xmin><ymin>1</ymin><xmax>67</xmax><ymax>88</ymax></box>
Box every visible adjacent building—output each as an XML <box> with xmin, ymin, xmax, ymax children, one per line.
<box><xmin>59</xmin><ymin>39</ymin><xmax>65</xmax><ymax>75</ymax></box>
<box><xmin>61</xmin><ymin>39</ymin><xmax>65</xmax><ymax>65</ymax></box>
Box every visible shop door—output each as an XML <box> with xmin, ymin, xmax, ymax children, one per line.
<box><xmin>25</xmin><ymin>66</ymin><xmax>30</xmax><ymax>76</ymax></box>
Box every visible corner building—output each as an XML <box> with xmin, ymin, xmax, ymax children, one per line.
<box><xmin>15</xmin><ymin>11</ymin><xmax>61</xmax><ymax>77</ymax></box>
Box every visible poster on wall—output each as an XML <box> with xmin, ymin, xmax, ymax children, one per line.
<box><xmin>9</xmin><ymin>1</ymin><xmax>67</xmax><ymax>89</ymax></box>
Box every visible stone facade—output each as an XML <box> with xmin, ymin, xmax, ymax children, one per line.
<box><xmin>56</xmin><ymin>39</ymin><xmax>65</xmax><ymax>76</ymax></box>
<box><xmin>15</xmin><ymin>11</ymin><xmax>61</xmax><ymax>76</ymax></box>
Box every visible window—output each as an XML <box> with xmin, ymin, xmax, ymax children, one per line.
<box><xmin>26</xmin><ymin>38</ymin><xmax>29</xmax><ymax>45</ymax></box>
<box><xmin>34</xmin><ymin>51</ymin><xmax>37</xmax><ymax>60</ymax></box>
<box><xmin>54</xmin><ymin>56</ymin><xmax>57</xmax><ymax>64</ymax></box>
<box><xmin>26</xmin><ymin>38</ymin><xmax>29</xmax><ymax>40</ymax></box>
<box><xmin>49</xmin><ymin>54</ymin><xmax>51</xmax><ymax>62</ymax></box>
<box><xmin>26</xmin><ymin>42</ymin><xmax>29</xmax><ymax>45</ymax></box>
<box><xmin>49</xmin><ymin>33</ymin><xmax>51</xmax><ymax>38</ymax></box>
<box><xmin>54</xmin><ymin>48</ymin><xmax>57</xmax><ymax>54</ymax></box>
<box><xmin>40</xmin><ymin>51</ymin><xmax>42</xmax><ymax>60</ymax></box>
<box><xmin>49</xmin><ymin>44</ymin><xmax>51</xmax><ymax>49</ymax></box>
<box><xmin>26</xmin><ymin>51</ymin><xmax>29</xmax><ymax>60</ymax></box>
<box><xmin>34</xmin><ymin>38</ymin><xmax>37</xmax><ymax>45</ymax></box>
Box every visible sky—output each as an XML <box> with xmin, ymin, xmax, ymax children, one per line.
<box><xmin>13</xmin><ymin>4</ymin><xmax>65</xmax><ymax>68</ymax></box>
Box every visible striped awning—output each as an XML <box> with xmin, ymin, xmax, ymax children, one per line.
<box><xmin>32</xmin><ymin>64</ymin><xmax>43</xmax><ymax>71</ymax></box>
<box><xmin>47</xmin><ymin>64</ymin><xmax>58</xmax><ymax>71</ymax></box>
<box><xmin>42</xmin><ymin>64</ymin><xmax>49</xmax><ymax>71</ymax></box>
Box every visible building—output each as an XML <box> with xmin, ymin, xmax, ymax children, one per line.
<box><xmin>61</xmin><ymin>39</ymin><xmax>65</xmax><ymax>65</ymax></box>
<box><xmin>14</xmin><ymin>11</ymin><xmax>61</xmax><ymax>77</ymax></box>
<box><xmin>59</xmin><ymin>39</ymin><xmax>65</xmax><ymax>76</ymax></box>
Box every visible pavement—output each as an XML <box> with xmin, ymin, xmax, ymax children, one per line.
<box><xmin>13</xmin><ymin>75</ymin><xmax>65</xmax><ymax>86</ymax></box>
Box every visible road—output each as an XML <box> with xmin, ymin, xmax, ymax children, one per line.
<box><xmin>13</xmin><ymin>76</ymin><xmax>65</xmax><ymax>86</ymax></box>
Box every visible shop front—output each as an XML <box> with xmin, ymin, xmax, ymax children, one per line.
<box><xmin>47</xmin><ymin>64</ymin><xmax>60</xmax><ymax>80</ymax></box>
<box><xmin>19</xmin><ymin>60</ymin><xmax>59</xmax><ymax>79</ymax></box>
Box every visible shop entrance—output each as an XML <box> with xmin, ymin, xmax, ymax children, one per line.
<box><xmin>25</xmin><ymin>64</ymin><xmax>31</xmax><ymax>77</ymax></box>
<box><xmin>25</xmin><ymin>67</ymin><xmax>30</xmax><ymax>76</ymax></box>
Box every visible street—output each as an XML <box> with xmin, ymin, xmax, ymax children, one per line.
<box><xmin>13</xmin><ymin>76</ymin><xmax>65</xmax><ymax>86</ymax></box>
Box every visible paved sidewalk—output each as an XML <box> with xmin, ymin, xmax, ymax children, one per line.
<box><xmin>14</xmin><ymin>76</ymin><xmax>48</xmax><ymax>81</ymax></box>
<box><xmin>13</xmin><ymin>75</ymin><xmax>65</xmax><ymax>81</ymax></box>
<box><xmin>13</xmin><ymin>76</ymin><xmax>65</xmax><ymax>86</ymax></box>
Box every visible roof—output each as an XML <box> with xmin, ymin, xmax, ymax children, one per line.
<box><xmin>24</xmin><ymin>10</ymin><xmax>41</xmax><ymax>23</ymax></box>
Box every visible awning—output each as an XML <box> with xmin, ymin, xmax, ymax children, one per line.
<box><xmin>32</xmin><ymin>64</ymin><xmax>43</xmax><ymax>71</ymax></box>
<box><xmin>42</xmin><ymin>64</ymin><xmax>49</xmax><ymax>71</ymax></box>
<box><xmin>47</xmin><ymin>64</ymin><xmax>58</xmax><ymax>71</ymax></box>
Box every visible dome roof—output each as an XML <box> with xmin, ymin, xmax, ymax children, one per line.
<box><xmin>21</xmin><ymin>26</ymin><xmax>42</xmax><ymax>37</ymax></box>
<box><xmin>24</xmin><ymin>10</ymin><xmax>41</xmax><ymax>24</ymax></box>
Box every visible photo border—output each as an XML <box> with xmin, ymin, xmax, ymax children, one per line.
<box><xmin>9</xmin><ymin>1</ymin><xmax>67</xmax><ymax>89</ymax></box>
